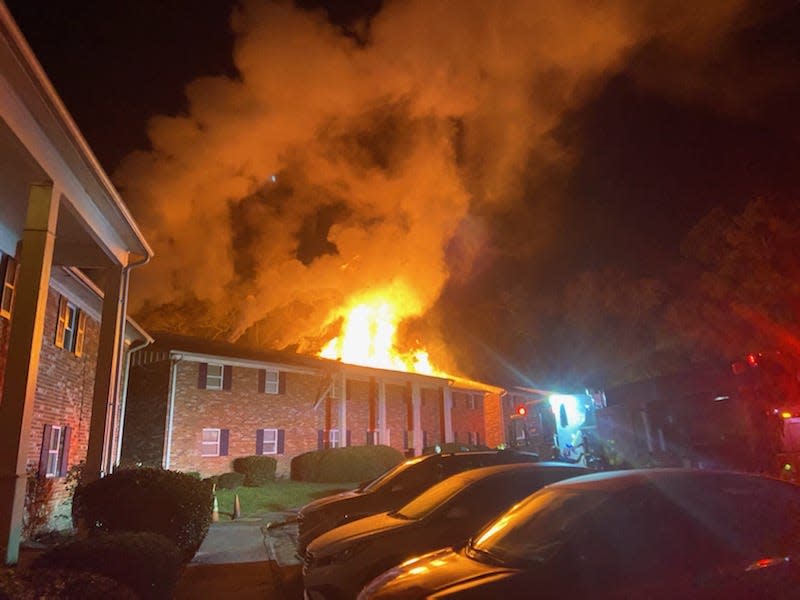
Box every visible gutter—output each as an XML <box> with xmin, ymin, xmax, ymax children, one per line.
<box><xmin>114</xmin><ymin>335</ymin><xmax>152</xmax><ymax>470</ymax></box>
<box><xmin>163</xmin><ymin>356</ymin><xmax>182</xmax><ymax>470</ymax></box>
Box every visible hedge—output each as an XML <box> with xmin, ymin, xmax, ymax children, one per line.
<box><xmin>290</xmin><ymin>445</ymin><xmax>404</xmax><ymax>482</ymax></box>
<box><xmin>0</xmin><ymin>567</ymin><xmax>137</xmax><ymax>599</ymax></box>
<box><xmin>233</xmin><ymin>456</ymin><xmax>277</xmax><ymax>486</ymax></box>
<box><xmin>32</xmin><ymin>532</ymin><xmax>182</xmax><ymax>600</ymax></box>
<box><xmin>72</xmin><ymin>468</ymin><xmax>213</xmax><ymax>562</ymax></box>
<box><xmin>216</xmin><ymin>471</ymin><xmax>245</xmax><ymax>489</ymax></box>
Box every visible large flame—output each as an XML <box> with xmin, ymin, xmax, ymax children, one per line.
<box><xmin>319</xmin><ymin>284</ymin><xmax>442</xmax><ymax>375</ymax></box>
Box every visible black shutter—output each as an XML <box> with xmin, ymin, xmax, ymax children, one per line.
<box><xmin>366</xmin><ymin>431</ymin><xmax>374</xmax><ymax>446</ymax></box>
<box><xmin>317</xmin><ymin>429</ymin><xmax>324</xmax><ymax>450</ymax></box>
<box><xmin>423</xmin><ymin>431</ymin><xmax>428</xmax><ymax>448</ymax></box>
<box><xmin>58</xmin><ymin>426</ymin><xmax>71</xmax><ymax>477</ymax></box>
<box><xmin>278</xmin><ymin>372</ymin><xmax>286</xmax><ymax>394</ymax></box>
<box><xmin>256</xmin><ymin>429</ymin><xmax>264</xmax><ymax>455</ymax></box>
<box><xmin>476</xmin><ymin>432</ymin><xmax>481</xmax><ymax>446</ymax></box>
<box><xmin>277</xmin><ymin>429</ymin><xmax>285</xmax><ymax>454</ymax></box>
<box><xmin>346</xmin><ymin>430</ymin><xmax>351</xmax><ymax>447</ymax></box>
<box><xmin>38</xmin><ymin>424</ymin><xmax>52</xmax><ymax>476</ymax></box>
<box><xmin>403</xmin><ymin>430</ymin><xmax>408</xmax><ymax>449</ymax></box>
<box><xmin>223</xmin><ymin>365</ymin><xmax>233</xmax><ymax>391</ymax></box>
<box><xmin>220</xmin><ymin>429</ymin><xmax>229</xmax><ymax>456</ymax></box>
<box><xmin>198</xmin><ymin>363</ymin><xmax>208</xmax><ymax>389</ymax></box>
<box><xmin>258</xmin><ymin>370</ymin><xmax>266</xmax><ymax>393</ymax></box>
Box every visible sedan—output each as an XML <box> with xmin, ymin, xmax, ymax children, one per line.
<box><xmin>303</xmin><ymin>462</ymin><xmax>588</xmax><ymax>599</ymax></box>
<box><xmin>359</xmin><ymin>469</ymin><xmax>800</xmax><ymax>599</ymax></box>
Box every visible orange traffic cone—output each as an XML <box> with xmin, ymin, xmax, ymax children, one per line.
<box><xmin>211</xmin><ymin>483</ymin><xmax>219</xmax><ymax>522</ymax></box>
<box><xmin>232</xmin><ymin>494</ymin><xmax>241</xmax><ymax>520</ymax></box>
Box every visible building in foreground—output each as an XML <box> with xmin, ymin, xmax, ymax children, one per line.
<box><xmin>0</xmin><ymin>5</ymin><xmax>152</xmax><ymax>562</ymax></box>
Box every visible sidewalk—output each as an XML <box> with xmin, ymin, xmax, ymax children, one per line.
<box><xmin>175</xmin><ymin>513</ymin><xmax>303</xmax><ymax>600</ymax></box>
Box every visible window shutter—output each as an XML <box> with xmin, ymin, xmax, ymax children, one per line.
<box><xmin>476</xmin><ymin>432</ymin><xmax>481</xmax><ymax>446</ymax></box>
<box><xmin>403</xmin><ymin>430</ymin><xmax>408</xmax><ymax>449</ymax></box>
<box><xmin>38</xmin><ymin>424</ymin><xmax>52</xmax><ymax>476</ymax></box>
<box><xmin>366</xmin><ymin>431</ymin><xmax>374</xmax><ymax>446</ymax></box>
<box><xmin>278</xmin><ymin>372</ymin><xmax>286</xmax><ymax>394</ymax></box>
<box><xmin>346</xmin><ymin>430</ymin><xmax>351</xmax><ymax>447</ymax></box>
<box><xmin>198</xmin><ymin>363</ymin><xmax>208</xmax><ymax>389</ymax></box>
<box><xmin>59</xmin><ymin>426</ymin><xmax>71</xmax><ymax>477</ymax></box>
<box><xmin>55</xmin><ymin>296</ymin><xmax>67</xmax><ymax>348</ymax></box>
<box><xmin>74</xmin><ymin>312</ymin><xmax>86</xmax><ymax>357</ymax></box>
<box><xmin>277</xmin><ymin>429</ymin><xmax>285</xmax><ymax>454</ymax></box>
<box><xmin>223</xmin><ymin>366</ymin><xmax>233</xmax><ymax>391</ymax></box>
<box><xmin>317</xmin><ymin>429</ymin><xmax>324</xmax><ymax>450</ymax></box>
<box><xmin>220</xmin><ymin>429</ymin><xmax>229</xmax><ymax>456</ymax></box>
<box><xmin>423</xmin><ymin>431</ymin><xmax>428</xmax><ymax>448</ymax></box>
<box><xmin>256</xmin><ymin>429</ymin><xmax>264</xmax><ymax>455</ymax></box>
<box><xmin>258</xmin><ymin>370</ymin><xmax>266</xmax><ymax>393</ymax></box>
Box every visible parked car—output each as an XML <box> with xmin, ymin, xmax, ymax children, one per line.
<box><xmin>297</xmin><ymin>449</ymin><xmax>539</xmax><ymax>553</ymax></box>
<box><xmin>303</xmin><ymin>462</ymin><xmax>588</xmax><ymax>599</ymax></box>
<box><xmin>359</xmin><ymin>469</ymin><xmax>800</xmax><ymax>599</ymax></box>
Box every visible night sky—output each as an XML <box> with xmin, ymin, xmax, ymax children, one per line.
<box><xmin>7</xmin><ymin>0</ymin><xmax>800</xmax><ymax>390</ymax></box>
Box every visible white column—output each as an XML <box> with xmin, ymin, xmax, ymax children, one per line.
<box><xmin>84</xmin><ymin>264</ymin><xmax>125</xmax><ymax>483</ymax></box>
<box><xmin>377</xmin><ymin>380</ymin><xmax>387</xmax><ymax>445</ymax></box>
<box><xmin>412</xmin><ymin>382</ymin><xmax>423</xmax><ymax>456</ymax></box>
<box><xmin>443</xmin><ymin>386</ymin><xmax>454</xmax><ymax>443</ymax></box>
<box><xmin>0</xmin><ymin>183</ymin><xmax>59</xmax><ymax>564</ymax></box>
<box><xmin>339</xmin><ymin>375</ymin><xmax>347</xmax><ymax>447</ymax></box>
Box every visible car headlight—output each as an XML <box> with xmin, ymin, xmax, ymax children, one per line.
<box><xmin>320</xmin><ymin>542</ymin><xmax>368</xmax><ymax>566</ymax></box>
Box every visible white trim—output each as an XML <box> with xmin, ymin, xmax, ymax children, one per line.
<box><xmin>163</xmin><ymin>358</ymin><xmax>180</xmax><ymax>469</ymax></box>
<box><xmin>263</xmin><ymin>369</ymin><xmax>279</xmax><ymax>394</ymax></box>
<box><xmin>260</xmin><ymin>428</ymin><xmax>278</xmax><ymax>455</ymax></box>
<box><xmin>205</xmin><ymin>362</ymin><xmax>224</xmax><ymax>391</ymax></box>
<box><xmin>44</xmin><ymin>425</ymin><xmax>62</xmax><ymax>478</ymax></box>
<box><xmin>201</xmin><ymin>428</ymin><xmax>222</xmax><ymax>457</ymax></box>
<box><xmin>170</xmin><ymin>351</ymin><xmax>318</xmax><ymax>376</ymax></box>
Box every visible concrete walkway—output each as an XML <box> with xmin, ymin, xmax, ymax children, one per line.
<box><xmin>176</xmin><ymin>513</ymin><xmax>303</xmax><ymax>600</ymax></box>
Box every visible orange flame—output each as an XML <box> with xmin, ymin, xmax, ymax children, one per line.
<box><xmin>319</xmin><ymin>285</ymin><xmax>442</xmax><ymax>375</ymax></box>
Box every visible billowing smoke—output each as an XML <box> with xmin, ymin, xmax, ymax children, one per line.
<box><xmin>117</xmin><ymin>0</ymin><xmax>747</xmax><ymax>358</ymax></box>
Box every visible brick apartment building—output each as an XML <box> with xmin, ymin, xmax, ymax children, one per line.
<box><xmin>0</xmin><ymin>6</ymin><xmax>152</xmax><ymax>563</ymax></box>
<box><xmin>121</xmin><ymin>333</ymin><xmax>505</xmax><ymax>478</ymax></box>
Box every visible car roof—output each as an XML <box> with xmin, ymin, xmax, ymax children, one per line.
<box><xmin>547</xmin><ymin>468</ymin><xmax>793</xmax><ymax>493</ymax></box>
<box><xmin>439</xmin><ymin>462</ymin><xmax>589</xmax><ymax>487</ymax></box>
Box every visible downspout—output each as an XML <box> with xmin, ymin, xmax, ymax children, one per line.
<box><xmin>104</xmin><ymin>252</ymin><xmax>150</xmax><ymax>475</ymax></box>
<box><xmin>163</xmin><ymin>356</ymin><xmax>182</xmax><ymax>470</ymax></box>
<box><xmin>113</xmin><ymin>336</ymin><xmax>152</xmax><ymax>470</ymax></box>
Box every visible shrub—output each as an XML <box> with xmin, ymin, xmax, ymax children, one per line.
<box><xmin>290</xmin><ymin>445</ymin><xmax>404</xmax><ymax>483</ymax></box>
<box><xmin>22</xmin><ymin>467</ymin><xmax>55</xmax><ymax>540</ymax></box>
<box><xmin>32</xmin><ymin>532</ymin><xmax>181</xmax><ymax>600</ymax></box>
<box><xmin>0</xmin><ymin>567</ymin><xmax>137</xmax><ymax>600</ymax></box>
<box><xmin>72</xmin><ymin>468</ymin><xmax>212</xmax><ymax>562</ymax></box>
<box><xmin>233</xmin><ymin>455</ymin><xmax>277</xmax><ymax>486</ymax></box>
<box><xmin>423</xmin><ymin>442</ymin><xmax>489</xmax><ymax>454</ymax></box>
<box><xmin>216</xmin><ymin>471</ymin><xmax>245</xmax><ymax>490</ymax></box>
<box><xmin>182</xmin><ymin>471</ymin><xmax>201</xmax><ymax>479</ymax></box>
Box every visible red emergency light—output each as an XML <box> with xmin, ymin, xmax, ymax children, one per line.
<box><xmin>516</xmin><ymin>405</ymin><xmax>527</xmax><ymax>417</ymax></box>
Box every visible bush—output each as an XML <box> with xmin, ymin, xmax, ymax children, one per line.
<box><xmin>32</xmin><ymin>532</ymin><xmax>181</xmax><ymax>600</ymax></box>
<box><xmin>0</xmin><ymin>567</ymin><xmax>137</xmax><ymax>599</ymax></box>
<box><xmin>216</xmin><ymin>471</ymin><xmax>245</xmax><ymax>490</ymax></box>
<box><xmin>290</xmin><ymin>445</ymin><xmax>404</xmax><ymax>483</ymax></box>
<box><xmin>423</xmin><ymin>442</ymin><xmax>489</xmax><ymax>454</ymax></box>
<box><xmin>72</xmin><ymin>468</ymin><xmax>212</xmax><ymax>562</ymax></box>
<box><xmin>233</xmin><ymin>456</ymin><xmax>277</xmax><ymax>486</ymax></box>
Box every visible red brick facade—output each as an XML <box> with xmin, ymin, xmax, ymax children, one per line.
<box><xmin>122</xmin><ymin>335</ymin><xmax>509</xmax><ymax>478</ymax></box>
<box><xmin>0</xmin><ymin>286</ymin><xmax>101</xmax><ymax>528</ymax></box>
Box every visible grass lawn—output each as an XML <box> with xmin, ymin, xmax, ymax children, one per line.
<box><xmin>213</xmin><ymin>480</ymin><xmax>358</xmax><ymax>520</ymax></box>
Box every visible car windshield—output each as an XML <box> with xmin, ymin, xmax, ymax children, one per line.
<box><xmin>470</xmin><ymin>488</ymin><xmax>608</xmax><ymax>564</ymax></box>
<box><xmin>360</xmin><ymin>456</ymin><xmax>427</xmax><ymax>493</ymax></box>
<box><xmin>393</xmin><ymin>475</ymin><xmax>469</xmax><ymax>520</ymax></box>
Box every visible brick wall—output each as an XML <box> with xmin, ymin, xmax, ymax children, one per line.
<box><xmin>421</xmin><ymin>388</ymin><xmax>443</xmax><ymax>448</ymax></box>
<box><xmin>120</xmin><ymin>361</ymin><xmax>171</xmax><ymax>468</ymax></box>
<box><xmin>451</xmin><ymin>391</ymin><xmax>488</xmax><ymax>445</ymax></box>
<box><xmin>0</xmin><ymin>288</ymin><xmax>102</xmax><ymax>530</ymax></box>
<box><xmin>169</xmin><ymin>362</ymin><xmax>324</xmax><ymax>478</ymax></box>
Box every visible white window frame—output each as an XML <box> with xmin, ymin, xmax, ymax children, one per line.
<box><xmin>202</xmin><ymin>428</ymin><xmax>221</xmax><ymax>456</ymax></box>
<box><xmin>0</xmin><ymin>256</ymin><xmax>17</xmax><ymax>319</ymax></box>
<box><xmin>206</xmin><ymin>363</ymin><xmax>224</xmax><ymax>391</ymax></box>
<box><xmin>45</xmin><ymin>425</ymin><xmax>63</xmax><ymax>478</ymax></box>
<box><xmin>263</xmin><ymin>369</ymin><xmax>279</xmax><ymax>394</ymax></box>
<box><xmin>62</xmin><ymin>302</ymin><xmax>78</xmax><ymax>351</ymax></box>
<box><xmin>261</xmin><ymin>428</ymin><xmax>278</xmax><ymax>454</ymax></box>
<box><xmin>328</xmin><ymin>429</ymin><xmax>340</xmax><ymax>449</ymax></box>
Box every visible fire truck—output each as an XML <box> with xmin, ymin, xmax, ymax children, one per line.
<box><xmin>507</xmin><ymin>352</ymin><xmax>800</xmax><ymax>478</ymax></box>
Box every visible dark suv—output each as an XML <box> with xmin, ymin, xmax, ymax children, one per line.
<box><xmin>296</xmin><ymin>449</ymin><xmax>538</xmax><ymax>553</ymax></box>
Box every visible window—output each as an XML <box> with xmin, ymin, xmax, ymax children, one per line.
<box><xmin>328</xmin><ymin>429</ymin><xmax>340</xmax><ymax>448</ymax></box>
<box><xmin>38</xmin><ymin>424</ymin><xmax>71</xmax><ymax>478</ymax></box>
<box><xmin>263</xmin><ymin>369</ymin><xmax>279</xmax><ymax>394</ymax></box>
<box><xmin>201</xmin><ymin>428</ymin><xmax>229</xmax><ymax>456</ymax></box>
<box><xmin>467</xmin><ymin>395</ymin><xmax>476</xmax><ymax>409</ymax></box>
<box><xmin>206</xmin><ymin>364</ymin><xmax>224</xmax><ymax>390</ymax></box>
<box><xmin>259</xmin><ymin>428</ymin><xmax>278</xmax><ymax>454</ymax></box>
<box><xmin>55</xmin><ymin>296</ymin><xmax>85</xmax><ymax>355</ymax></box>
<box><xmin>0</xmin><ymin>255</ymin><xmax>17</xmax><ymax>319</ymax></box>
